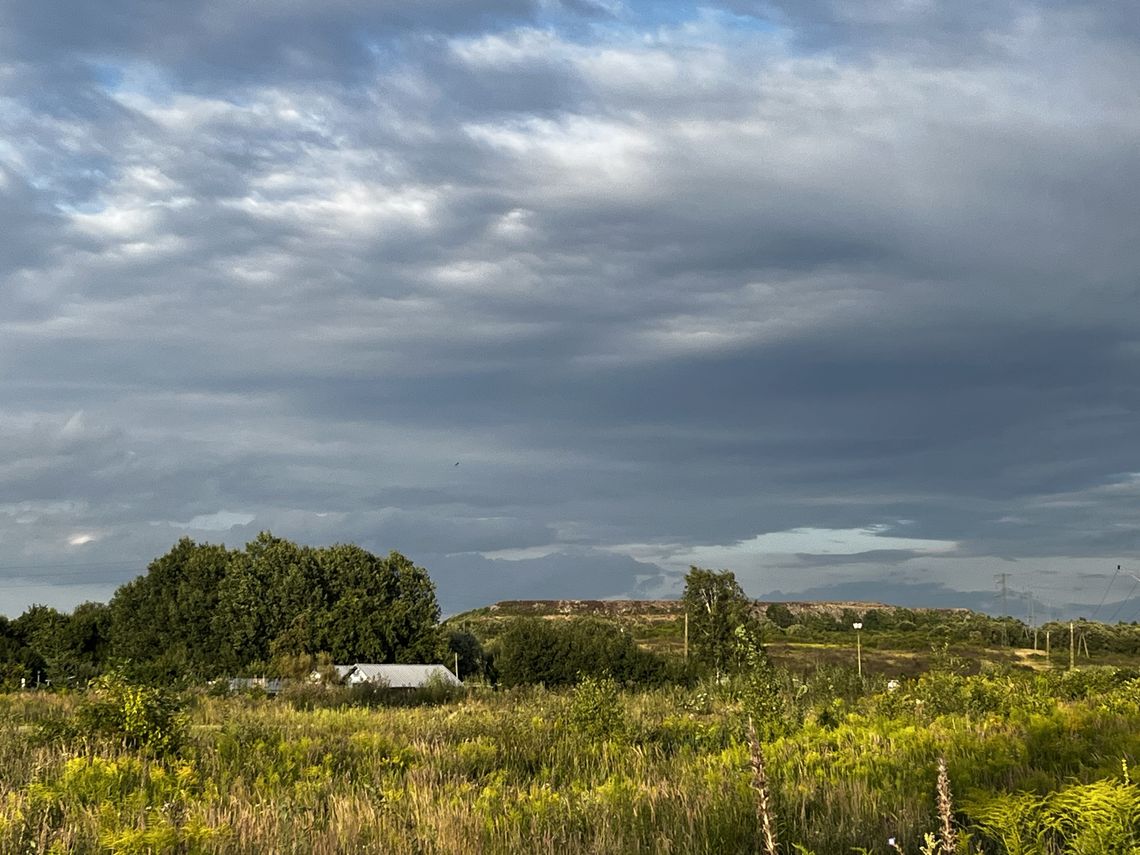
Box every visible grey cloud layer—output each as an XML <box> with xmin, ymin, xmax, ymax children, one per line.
<box><xmin>1</xmin><ymin>1</ymin><xmax>1138</xmax><ymax>613</ymax></box>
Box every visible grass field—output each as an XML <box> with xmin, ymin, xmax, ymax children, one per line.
<box><xmin>3</xmin><ymin>660</ymin><xmax>1140</xmax><ymax>854</ymax></box>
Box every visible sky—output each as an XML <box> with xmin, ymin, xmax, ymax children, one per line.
<box><xmin>1</xmin><ymin>0</ymin><xmax>1139</xmax><ymax>618</ymax></box>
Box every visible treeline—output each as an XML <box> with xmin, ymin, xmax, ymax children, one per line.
<box><xmin>761</xmin><ymin>602</ymin><xmax>1140</xmax><ymax>655</ymax></box>
<box><xmin>761</xmin><ymin>603</ymin><xmax>1029</xmax><ymax>647</ymax></box>
<box><xmin>1</xmin><ymin>557</ymin><xmax>748</xmax><ymax>691</ymax></box>
<box><xmin>11</xmin><ymin>542</ymin><xmax>1140</xmax><ymax>691</ymax></box>
<box><xmin>2</xmin><ymin>533</ymin><xmax>444</xmax><ymax>685</ymax></box>
<box><xmin>492</xmin><ymin>618</ymin><xmax>676</xmax><ymax>687</ymax></box>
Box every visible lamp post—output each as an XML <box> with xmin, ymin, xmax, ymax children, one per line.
<box><xmin>853</xmin><ymin>622</ymin><xmax>863</xmax><ymax>680</ymax></box>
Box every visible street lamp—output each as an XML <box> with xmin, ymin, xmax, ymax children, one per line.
<box><xmin>853</xmin><ymin>622</ymin><xmax>863</xmax><ymax>680</ymax></box>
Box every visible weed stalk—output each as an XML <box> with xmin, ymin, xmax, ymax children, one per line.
<box><xmin>936</xmin><ymin>756</ymin><xmax>955</xmax><ymax>854</ymax></box>
<box><xmin>747</xmin><ymin>716</ymin><xmax>779</xmax><ymax>855</ymax></box>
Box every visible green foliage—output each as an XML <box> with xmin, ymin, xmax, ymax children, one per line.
<box><xmin>104</xmin><ymin>533</ymin><xmax>444</xmax><ymax>679</ymax></box>
<box><xmin>75</xmin><ymin>671</ymin><xmax>187</xmax><ymax>754</ymax></box>
<box><xmin>110</xmin><ymin>538</ymin><xmax>232</xmax><ymax>679</ymax></box>
<box><xmin>4</xmin><ymin>671</ymin><xmax>1140</xmax><ymax>852</ymax></box>
<box><xmin>448</xmin><ymin>628</ymin><xmax>489</xmax><ymax>682</ymax></box>
<box><xmin>682</xmin><ymin>567</ymin><xmax>758</xmax><ymax>678</ymax></box>
<box><xmin>8</xmin><ymin>603</ymin><xmax>109</xmax><ymax>687</ymax></box>
<box><xmin>21</xmin><ymin>754</ymin><xmax>229</xmax><ymax>854</ymax></box>
<box><xmin>0</xmin><ymin>614</ymin><xmax>46</xmax><ymax>688</ymax></box>
<box><xmin>766</xmin><ymin>602</ymin><xmax>795</xmax><ymax>629</ymax></box>
<box><xmin>311</xmin><ymin>544</ymin><xmax>445</xmax><ymax>664</ymax></box>
<box><xmin>212</xmin><ymin>533</ymin><xmax>310</xmax><ymax>669</ymax></box>
<box><xmin>732</xmin><ymin>624</ymin><xmax>784</xmax><ymax>740</ymax></box>
<box><xmin>567</xmin><ymin>675</ymin><xmax>627</xmax><ymax>740</ymax></box>
<box><xmin>966</xmin><ymin>778</ymin><xmax>1140</xmax><ymax>854</ymax></box>
<box><xmin>280</xmin><ymin>672</ymin><xmax>464</xmax><ymax>710</ymax></box>
<box><xmin>495</xmin><ymin>617</ymin><xmax>667</xmax><ymax>687</ymax></box>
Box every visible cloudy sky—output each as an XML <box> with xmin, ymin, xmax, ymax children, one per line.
<box><xmin>2</xmin><ymin>0</ymin><xmax>1138</xmax><ymax>617</ymax></box>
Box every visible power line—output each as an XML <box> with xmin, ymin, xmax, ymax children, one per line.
<box><xmin>0</xmin><ymin>559</ymin><xmax>143</xmax><ymax>574</ymax></box>
<box><xmin>1090</xmin><ymin>564</ymin><xmax>1122</xmax><ymax>621</ymax></box>
<box><xmin>0</xmin><ymin>579</ymin><xmax>123</xmax><ymax>590</ymax></box>
<box><xmin>1108</xmin><ymin>572</ymin><xmax>1140</xmax><ymax>624</ymax></box>
<box><xmin>1120</xmin><ymin>574</ymin><xmax>1140</xmax><ymax>624</ymax></box>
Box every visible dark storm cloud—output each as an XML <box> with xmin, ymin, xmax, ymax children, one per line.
<box><xmin>786</xmin><ymin>550</ymin><xmax>929</xmax><ymax>568</ymax></box>
<box><xmin>0</xmin><ymin>0</ymin><xmax>541</xmax><ymax>84</ymax></box>
<box><xmin>1</xmin><ymin>0</ymin><xmax>1139</xmax><ymax>614</ymax></box>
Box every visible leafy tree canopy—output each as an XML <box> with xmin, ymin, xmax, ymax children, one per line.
<box><xmin>682</xmin><ymin>566</ymin><xmax>760</xmax><ymax>678</ymax></box>
<box><xmin>495</xmin><ymin>617</ymin><xmax>667</xmax><ymax>688</ymax></box>
<box><xmin>107</xmin><ymin>533</ymin><xmax>443</xmax><ymax>680</ymax></box>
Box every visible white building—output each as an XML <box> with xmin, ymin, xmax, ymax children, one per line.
<box><xmin>338</xmin><ymin>663</ymin><xmax>462</xmax><ymax>689</ymax></box>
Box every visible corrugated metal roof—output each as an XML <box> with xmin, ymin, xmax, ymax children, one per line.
<box><xmin>341</xmin><ymin>663</ymin><xmax>462</xmax><ymax>688</ymax></box>
<box><xmin>227</xmin><ymin>677</ymin><xmax>284</xmax><ymax>695</ymax></box>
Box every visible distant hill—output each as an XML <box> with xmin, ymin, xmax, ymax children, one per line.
<box><xmin>449</xmin><ymin>597</ymin><xmax>1140</xmax><ymax>676</ymax></box>
<box><xmin>760</xmin><ymin>579</ymin><xmax>1138</xmax><ymax>623</ymax></box>
<box><xmin>444</xmin><ymin>598</ymin><xmax>1057</xmax><ymax>676</ymax></box>
<box><xmin>451</xmin><ymin>598</ymin><xmax>969</xmax><ymax>622</ymax></box>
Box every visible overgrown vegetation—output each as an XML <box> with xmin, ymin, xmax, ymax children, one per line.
<box><xmin>494</xmin><ymin>617</ymin><xmax>672</xmax><ymax>687</ymax></box>
<box><xmin>6</xmin><ymin>548</ymin><xmax>1140</xmax><ymax>851</ymax></box>
<box><xmin>3</xmin><ymin>666</ymin><xmax>1140</xmax><ymax>852</ymax></box>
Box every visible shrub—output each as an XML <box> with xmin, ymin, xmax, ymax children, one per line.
<box><xmin>567</xmin><ymin>675</ymin><xmax>627</xmax><ymax>739</ymax></box>
<box><xmin>495</xmin><ymin>618</ymin><xmax>667</xmax><ymax>688</ymax></box>
<box><xmin>76</xmin><ymin>671</ymin><xmax>186</xmax><ymax>754</ymax></box>
<box><xmin>766</xmin><ymin>603</ymin><xmax>795</xmax><ymax>629</ymax></box>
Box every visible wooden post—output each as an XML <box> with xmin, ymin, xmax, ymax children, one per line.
<box><xmin>1033</xmin><ymin>629</ymin><xmax>1038</xmax><ymax>652</ymax></box>
<box><xmin>684</xmin><ymin>611</ymin><xmax>689</xmax><ymax>662</ymax></box>
<box><xmin>454</xmin><ymin>651</ymin><xmax>460</xmax><ymax>682</ymax></box>
<box><xmin>1046</xmin><ymin>630</ymin><xmax>1050</xmax><ymax>657</ymax></box>
<box><xmin>1069</xmin><ymin>622</ymin><xmax>1075</xmax><ymax>671</ymax></box>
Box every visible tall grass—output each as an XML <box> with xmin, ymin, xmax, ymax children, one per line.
<box><xmin>0</xmin><ymin>670</ymin><xmax>1137</xmax><ymax>853</ymax></box>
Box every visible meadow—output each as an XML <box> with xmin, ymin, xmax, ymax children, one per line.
<box><xmin>2</xmin><ymin>663</ymin><xmax>1139</xmax><ymax>854</ymax></box>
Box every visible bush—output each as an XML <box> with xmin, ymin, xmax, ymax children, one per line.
<box><xmin>76</xmin><ymin>671</ymin><xmax>186</xmax><ymax>754</ymax></box>
<box><xmin>766</xmin><ymin>603</ymin><xmax>795</xmax><ymax>629</ymax></box>
<box><xmin>567</xmin><ymin>675</ymin><xmax>626</xmax><ymax>739</ymax></box>
<box><xmin>495</xmin><ymin>618</ymin><xmax>667</xmax><ymax>688</ymax></box>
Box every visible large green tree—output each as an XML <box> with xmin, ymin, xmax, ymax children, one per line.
<box><xmin>2</xmin><ymin>613</ymin><xmax>47</xmax><ymax>687</ymax></box>
<box><xmin>11</xmin><ymin>605</ymin><xmax>68</xmax><ymax>676</ymax></box>
<box><xmin>108</xmin><ymin>533</ymin><xmax>445</xmax><ymax>678</ymax></box>
<box><xmin>8</xmin><ymin>603</ymin><xmax>110</xmax><ymax>686</ymax></box>
<box><xmin>682</xmin><ymin>566</ymin><xmax>759</xmax><ymax>678</ymax></box>
<box><xmin>314</xmin><ymin>545</ymin><xmax>443</xmax><ymax>664</ymax></box>
<box><xmin>110</xmin><ymin>538</ymin><xmax>232</xmax><ymax>678</ymax></box>
<box><xmin>212</xmin><ymin>533</ymin><xmax>321</xmax><ymax>670</ymax></box>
